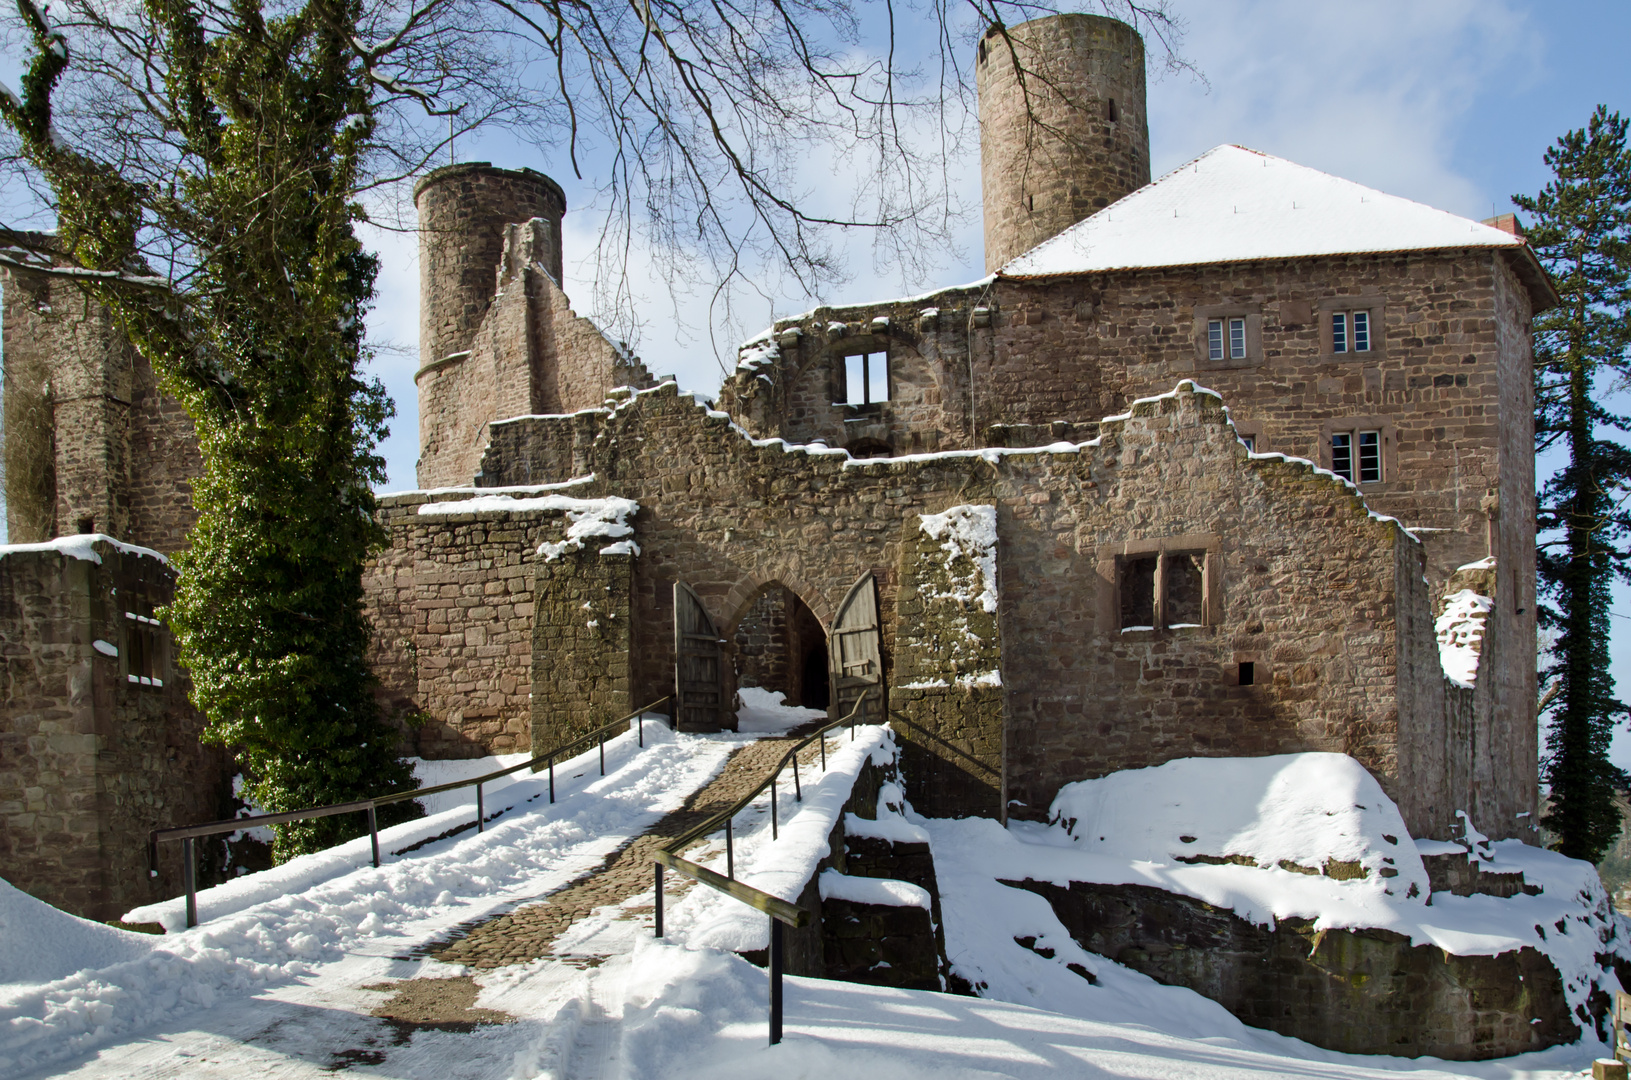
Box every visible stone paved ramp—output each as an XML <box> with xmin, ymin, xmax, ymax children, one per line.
<box><xmin>420</xmin><ymin>721</ymin><xmax>828</xmax><ymax>969</ymax></box>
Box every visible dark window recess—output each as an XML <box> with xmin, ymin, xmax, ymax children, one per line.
<box><xmin>77</xmin><ymin>517</ymin><xmax>95</xmax><ymax>534</ymax></box>
<box><xmin>841</xmin><ymin>352</ymin><xmax>890</xmax><ymax>405</ymax></box>
<box><xmin>1108</xmin><ymin>97</ymin><xmax>1119</xmax><ymax>123</ymax></box>
<box><xmin>1238</xmin><ymin>661</ymin><xmax>1255</xmax><ymax>686</ymax></box>
<box><xmin>1166</xmin><ymin>554</ymin><xmax>1205</xmax><ymax>627</ymax></box>
<box><xmin>1119</xmin><ymin>556</ymin><xmax>1157</xmax><ymax>630</ymax></box>
<box><xmin>125</xmin><ymin>597</ymin><xmax>164</xmax><ymax>688</ymax></box>
<box><xmin>1240</xmin><ymin>435</ymin><xmax>1256</xmax><ymax>453</ymax></box>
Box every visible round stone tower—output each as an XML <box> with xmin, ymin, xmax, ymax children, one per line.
<box><xmin>976</xmin><ymin>13</ymin><xmax>1150</xmax><ymax>272</ymax></box>
<box><xmin>414</xmin><ymin>162</ymin><xmax>567</xmax><ymax>369</ymax></box>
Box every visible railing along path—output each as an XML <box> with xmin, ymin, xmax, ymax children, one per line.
<box><xmin>653</xmin><ymin>694</ymin><xmax>874</xmax><ymax>1045</ymax></box>
<box><xmin>149</xmin><ymin>697</ymin><xmax>672</xmax><ymax>928</ymax></box>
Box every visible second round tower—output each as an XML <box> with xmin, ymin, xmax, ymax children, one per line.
<box><xmin>415</xmin><ymin>163</ymin><xmax>567</xmax><ymax>370</ymax></box>
<box><xmin>976</xmin><ymin>13</ymin><xmax>1150</xmax><ymax>272</ymax></box>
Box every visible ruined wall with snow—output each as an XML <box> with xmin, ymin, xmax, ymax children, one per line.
<box><xmin>891</xmin><ymin>504</ymin><xmax>1005</xmax><ymax>817</ymax></box>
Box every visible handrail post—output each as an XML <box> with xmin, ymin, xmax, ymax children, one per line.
<box><xmin>793</xmin><ymin>755</ymin><xmax>802</xmax><ymax>802</ymax></box>
<box><xmin>182</xmin><ymin>836</ymin><xmax>197</xmax><ymax>929</ymax></box>
<box><xmin>726</xmin><ymin>816</ymin><xmax>735</xmax><ymax>880</ymax></box>
<box><xmin>549</xmin><ymin>753</ymin><xmax>556</xmax><ymax>804</ymax></box>
<box><xmin>476</xmin><ymin>782</ymin><xmax>485</xmax><ymax>833</ymax></box>
<box><xmin>600</xmin><ymin>730</ymin><xmax>606</xmax><ymax>775</ymax></box>
<box><xmin>654</xmin><ymin>862</ymin><xmax>664</xmax><ymax>937</ymax></box>
<box><xmin>769</xmin><ymin>916</ymin><xmax>784</xmax><ymax>1046</ymax></box>
<box><xmin>639</xmin><ymin>711</ymin><xmax>644</xmax><ymax>748</ymax></box>
<box><xmin>368</xmin><ymin>804</ymin><xmax>381</xmax><ymax>868</ymax></box>
<box><xmin>771</xmin><ymin>779</ymin><xmax>778</xmax><ymax>839</ymax></box>
<box><xmin>820</xmin><ymin>733</ymin><xmax>826</xmax><ymax>771</ymax></box>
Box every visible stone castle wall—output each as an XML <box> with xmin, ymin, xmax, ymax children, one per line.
<box><xmin>456</xmin><ymin>380</ymin><xmax>1494</xmax><ymax>839</ymax></box>
<box><xmin>0</xmin><ymin>541</ymin><xmax>228</xmax><ymax>921</ymax></box>
<box><xmin>1</xmin><ymin>249</ymin><xmax>199</xmax><ymax>553</ymax></box>
<box><xmin>976</xmin><ymin>13</ymin><xmax>1151</xmax><ymax>271</ymax></box>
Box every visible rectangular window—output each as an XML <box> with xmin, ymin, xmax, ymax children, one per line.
<box><xmin>841</xmin><ymin>352</ymin><xmax>889</xmax><ymax>405</ymax></box>
<box><xmin>1165</xmin><ymin>553</ymin><xmax>1206</xmax><ymax>627</ymax></box>
<box><xmin>124</xmin><ymin>600</ymin><xmax>164</xmax><ymax>688</ymax></box>
<box><xmin>1238</xmin><ymin>661</ymin><xmax>1255</xmax><ymax>686</ymax></box>
<box><xmin>1229</xmin><ymin>317</ymin><xmax>1246</xmax><ymax>360</ymax></box>
<box><xmin>1240</xmin><ymin>435</ymin><xmax>1256</xmax><ymax>453</ymax></box>
<box><xmin>1208</xmin><ymin>319</ymin><xmax>1224</xmax><ymax>362</ymax></box>
<box><xmin>1118</xmin><ymin>555</ymin><xmax>1157</xmax><ymax>631</ymax></box>
<box><xmin>1352</xmin><ymin>310</ymin><xmax>1370</xmax><ymax>352</ymax></box>
<box><xmin>1357</xmin><ymin>430</ymin><xmax>1381</xmax><ymax>484</ymax></box>
<box><xmin>1332</xmin><ymin>310</ymin><xmax>1372</xmax><ymax>354</ymax></box>
<box><xmin>1331</xmin><ymin>432</ymin><xmax>1353</xmax><ymax>482</ymax></box>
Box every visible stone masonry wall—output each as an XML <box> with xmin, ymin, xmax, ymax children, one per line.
<box><xmin>366</xmin><ymin>495</ymin><xmax>563</xmax><ymax>757</ymax></box>
<box><xmin>532</xmin><ymin>546</ymin><xmax>633</xmax><ymax>748</ymax></box>
<box><xmin>0</xmin><ymin>542</ymin><xmax>227</xmax><ymax>921</ymax></box>
<box><xmin>891</xmin><ymin>505</ymin><xmax>1006</xmax><ymax>819</ymax></box>
<box><xmin>453</xmin><ymin>380</ymin><xmax>1495</xmax><ymax>838</ymax></box>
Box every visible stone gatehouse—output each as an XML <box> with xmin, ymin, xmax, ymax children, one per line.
<box><xmin>4</xmin><ymin>8</ymin><xmax>1546</xmax><ymax>931</ymax></box>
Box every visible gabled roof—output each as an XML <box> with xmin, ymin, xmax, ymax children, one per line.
<box><xmin>999</xmin><ymin>145</ymin><xmax>1556</xmax><ymax>308</ymax></box>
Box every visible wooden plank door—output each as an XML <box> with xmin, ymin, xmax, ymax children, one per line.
<box><xmin>674</xmin><ymin>581</ymin><xmax>726</xmax><ymax>731</ymax></box>
<box><xmin>829</xmin><ymin>571</ymin><xmax>885</xmax><ymax>723</ymax></box>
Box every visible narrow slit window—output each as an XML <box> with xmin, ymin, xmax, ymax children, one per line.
<box><xmin>1165</xmin><ymin>553</ymin><xmax>1205</xmax><ymax>627</ymax></box>
<box><xmin>1357</xmin><ymin>430</ymin><xmax>1381</xmax><ymax>483</ymax></box>
<box><xmin>1119</xmin><ymin>556</ymin><xmax>1157</xmax><ymax>631</ymax></box>
<box><xmin>1238</xmin><ymin>661</ymin><xmax>1255</xmax><ymax>686</ymax></box>
<box><xmin>1331</xmin><ymin>432</ymin><xmax>1353</xmax><ymax>482</ymax></box>
<box><xmin>1332</xmin><ymin>311</ymin><xmax>1348</xmax><ymax>354</ymax></box>
<box><xmin>1229</xmin><ymin>317</ymin><xmax>1246</xmax><ymax>360</ymax></box>
<box><xmin>1108</xmin><ymin>97</ymin><xmax>1119</xmax><ymax>123</ymax></box>
<box><xmin>1207</xmin><ymin>319</ymin><xmax>1224</xmax><ymax>362</ymax></box>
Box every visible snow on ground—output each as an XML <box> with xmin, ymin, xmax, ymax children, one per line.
<box><xmin>734</xmin><ymin>687</ymin><xmax>826</xmax><ymax>733</ymax></box>
<box><xmin>0</xmin><ymin>718</ymin><xmax>743</xmax><ymax>1076</ymax></box>
<box><xmin>6</xmin><ymin>722</ymin><xmax>1623</xmax><ymax>1079</ymax></box>
<box><xmin>0</xmin><ymin>879</ymin><xmax>154</xmax><ymax>986</ymax></box>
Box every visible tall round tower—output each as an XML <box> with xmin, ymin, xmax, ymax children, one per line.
<box><xmin>414</xmin><ymin>163</ymin><xmax>567</xmax><ymax>369</ymax></box>
<box><xmin>976</xmin><ymin>14</ymin><xmax>1150</xmax><ymax>272</ymax></box>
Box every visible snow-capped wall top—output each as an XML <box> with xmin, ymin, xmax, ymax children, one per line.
<box><xmin>0</xmin><ymin>533</ymin><xmax>169</xmax><ymax>567</ymax></box>
<box><xmin>1000</xmin><ymin>145</ymin><xmax>1527</xmax><ymax>279</ymax></box>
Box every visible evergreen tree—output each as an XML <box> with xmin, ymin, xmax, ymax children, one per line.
<box><xmin>1516</xmin><ymin>107</ymin><xmax>1631</xmax><ymax>863</ymax></box>
<box><xmin>1</xmin><ymin>0</ymin><xmax>419</xmax><ymax>857</ymax></box>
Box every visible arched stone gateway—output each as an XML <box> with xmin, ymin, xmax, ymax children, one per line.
<box><xmin>728</xmin><ymin>581</ymin><xmax>830</xmax><ymax>710</ymax></box>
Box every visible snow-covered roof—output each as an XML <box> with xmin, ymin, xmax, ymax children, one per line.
<box><xmin>1000</xmin><ymin>145</ymin><xmax>1540</xmax><ymax>286</ymax></box>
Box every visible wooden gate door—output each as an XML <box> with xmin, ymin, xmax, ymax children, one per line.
<box><xmin>674</xmin><ymin>582</ymin><xmax>726</xmax><ymax>731</ymax></box>
<box><xmin>829</xmin><ymin>571</ymin><xmax>885</xmax><ymax>723</ymax></box>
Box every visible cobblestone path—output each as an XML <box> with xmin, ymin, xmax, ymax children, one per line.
<box><xmin>425</xmin><ymin>724</ymin><xmax>834</xmax><ymax>969</ymax></box>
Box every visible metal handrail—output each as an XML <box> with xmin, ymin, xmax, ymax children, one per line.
<box><xmin>150</xmin><ymin>697</ymin><xmax>672</xmax><ymax>928</ymax></box>
<box><xmin>653</xmin><ymin>693</ymin><xmax>875</xmax><ymax>1045</ymax></box>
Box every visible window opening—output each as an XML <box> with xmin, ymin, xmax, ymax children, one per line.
<box><xmin>1331</xmin><ymin>430</ymin><xmax>1382</xmax><ymax>484</ymax></box>
<box><xmin>1108</xmin><ymin>97</ymin><xmax>1119</xmax><ymax>123</ymax></box>
<box><xmin>1118</xmin><ymin>556</ymin><xmax>1157</xmax><ymax>631</ymax></box>
<box><xmin>125</xmin><ymin>596</ymin><xmax>164</xmax><ymax>688</ymax></box>
<box><xmin>1330</xmin><ymin>432</ymin><xmax>1352</xmax><ymax>482</ymax></box>
<box><xmin>1238</xmin><ymin>661</ymin><xmax>1255</xmax><ymax>686</ymax></box>
<box><xmin>1208</xmin><ymin>317</ymin><xmax>1247</xmax><ymax>361</ymax></box>
<box><xmin>841</xmin><ymin>352</ymin><xmax>889</xmax><ymax>405</ymax></box>
<box><xmin>1357</xmin><ymin>430</ymin><xmax>1381</xmax><ymax>484</ymax></box>
<box><xmin>1240</xmin><ymin>435</ymin><xmax>1256</xmax><ymax>453</ymax></box>
<box><xmin>1332</xmin><ymin>310</ymin><xmax>1371</xmax><ymax>354</ymax></box>
<box><xmin>1166</xmin><ymin>554</ymin><xmax>1205</xmax><ymax>627</ymax></box>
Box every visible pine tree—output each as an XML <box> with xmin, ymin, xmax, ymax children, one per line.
<box><xmin>1516</xmin><ymin>107</ymin><xmax>1631</xmax><ymax>863</ymax></box>
<box><xmin>0</xmin><ymin>0</ymin><xmax>419</xmax><ymax>857</ymax></box>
